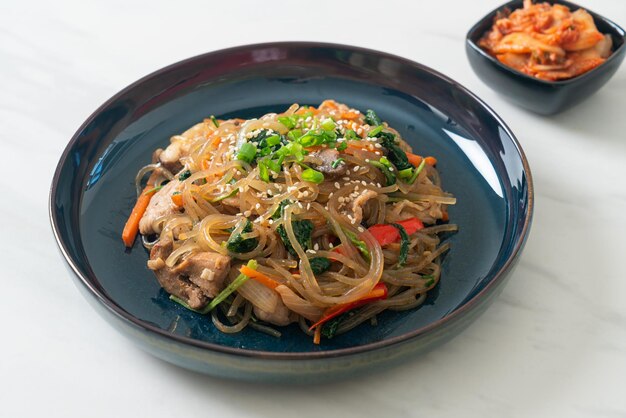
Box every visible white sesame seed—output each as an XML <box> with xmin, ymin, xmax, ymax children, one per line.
<box><xmin>313</xmin><ymin>243</ymin><xmax>320</xmax><ymax>251</ymax></box>
<box><xmin>342</xmin><ymin>177</ymin><xmax>350</xmax><ymax>181</ymax></box>
<box><xmin>329</xmin><ymin>243</ymin><xmax>334</xmax><ymax>248</ymax></box>
<box><xmin>334</xmin><ymin>182</ymin><xmax>340</xmax><ymax>189</ymax></box>
<box><xmin>243</xmin><ymin>210</ymin><xmax>251</xmax><ymax>217</ymax></box>
<box><xmin>255</xmin><ymin>203</ymin><xmax>261</xmax><ymax>209</ymax></box>
<box><xmin>268</xmin><ymin>219</ymin><xmax>274</xmax><ymax>224</ymax></box>
<box><xmin>374</xmin><ymin>143</ymin><xmax>382</xmax><ymax>148</ymax></box>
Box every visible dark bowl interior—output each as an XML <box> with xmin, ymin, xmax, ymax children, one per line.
<box><xmin>466</xmin><ymin>0</ymin><xmax>626</xmax><ymax>115</ymax></box>
<box><xmin>50</xmin><ymin>43</ymin><xmax>532</xmax><ymax>377</ymax></box>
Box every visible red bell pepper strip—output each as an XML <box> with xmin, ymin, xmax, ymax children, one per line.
<box><xmin>367</xmin><ymin>217</ymin><xmax>424</xmax><ymax>246</ymax></box>
<box><xmin>309</xmin><ymin>282</ymin><xmax>388</xmax><ymax>331</ymax></box>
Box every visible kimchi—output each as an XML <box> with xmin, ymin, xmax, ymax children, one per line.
<box><xmin>479</xmin><ymin>0</ymin><xmax>612</xmax><ymax>81</ymax></box>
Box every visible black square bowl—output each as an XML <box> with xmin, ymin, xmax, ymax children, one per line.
<box><xmin>466</xmin><ymin>0</ymin><xmax>626</xmax><ymax>115</ymax></box>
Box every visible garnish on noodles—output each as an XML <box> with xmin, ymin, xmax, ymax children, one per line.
<box><xmin>122</xmin><ymin>100</ymin><xmax>456</xmax><ymax>343</ymax></box>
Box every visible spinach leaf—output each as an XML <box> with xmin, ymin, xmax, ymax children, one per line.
<box><xmin>178</xmin><ymin>170</ymin><xmax>192</xmax><ymax>181</ymax></box>
<box><xmin>390</xmin><ymin>223</ymin><xmax>409</xmax><ymax>266</ymax></box>
<box><xmin>379</xmin><ymin>132</ymin><xmax>413</xmax><ymax>171</ymax></box>
<box><xmin>226</xmin><ymin>219</ymin><xmax>259</xmax><ymax>253</ymax></box>
<box><xmin>272</xmin><ymin>200</ymin><xmax>292</xmax><ymax>220</ymax></box>
<box><xmin>277</xmin><ymin>219</ymin><xmax>314</xmax><ymax>257</ymax></box>
<box><xmin>255</xmin><ymin>130</ymin><xmax>287</xmax><ymax>157</ymax></box>
<box><xmin>309</xmin><ymin>257</ymin><xmax>331</xmax><ymax>275</ymax></box>
<box><xmin>364</xmin><ymin>109</ymin><xmax>382</xmax><ymax>126</ymax></box>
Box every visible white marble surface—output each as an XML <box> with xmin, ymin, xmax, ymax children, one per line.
<box><xmin>2</xmin><ymin>0</ymin><xmax>626</xmax><ymax>416</ymax></box>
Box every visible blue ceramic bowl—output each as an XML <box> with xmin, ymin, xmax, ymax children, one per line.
<box><xmin>466</xmin><ymin>0</ymin><xmax>626</xmax><ymax>115</ymax></box>
<box><xmin>50</xmin><ymin>42</ymin><xmax>533</xmax><ymax>383</ymax></box>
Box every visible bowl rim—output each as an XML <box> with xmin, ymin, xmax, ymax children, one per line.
<box><xmin>465</xmin><ymin>0</ymin><xmax>626</xmax><ymax>86</ymax></box>
<box><xmin>49</xmin><ymin>41</ymin><xmax>534</xmax><ymax>361</ymax></box>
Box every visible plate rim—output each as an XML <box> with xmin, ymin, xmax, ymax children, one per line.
<box><xmin>49</xmin><ymin>41</ymin><xmax>534</xmax><ymax>360</ymax></box>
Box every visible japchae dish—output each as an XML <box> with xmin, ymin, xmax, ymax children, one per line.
<box><xmin>122</xmin><ymin>100</ymin><xmax>456</xmax><ymax>343</ymax></box>
<box><xmin>479</xmin><ymin>0</ymin><xmax>613</xmax><ymax>81</ymax></box>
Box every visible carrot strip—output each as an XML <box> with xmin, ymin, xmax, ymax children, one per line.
<box><xmin>425</xmin><ymin>156</ymin><xmax>437</xmax><ymax>166</ymax></box>
<box><xmin>308</xmin><ymin>283</ymin><xmax>388</xmax><ymax>331</ymax></box>
<box><xmin>313</xmin><ymin>325</ymin><xmax>321</xmax><ymax>345</ymax></box>
<box><xmin>171</xmin><ymin>193</ymin><xmax>183</xmax><ymax>207</ymax></box>
<box><xmin>122</xmin><ymin>186</ymin><xmax>158</xmax><ymax>247</ymax></box>
<box><xmin>240</xmin><ymin>266</ymin><xmax>280</xmax><ymax>290</ymax></box>
<box><xmin>319</xmin><ymin>99</ymin><xmax>338</xmax><ymax>110</ymax></box>
<box><xmin>407</xmin><ymin>152</ymin><xmax>437</xmax><ymax>167</ymax></box>
<box><xmin>211</xmin><ymin>136</ymin><xmax>222</xmax><ymax>147</ymax></box>
<box><xmin>406</xmin><ymin>152</ymin><xmax>423</xmax><ymax>167</ymax></box>
<box><xmin>341</xmin><ymin>111</ymin><xmax>360</xmax><ymax>120</ymax></box>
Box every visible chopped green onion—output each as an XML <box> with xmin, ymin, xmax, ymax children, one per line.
<box><xmin>321</xmin><ymin>118</ymin><xmax>336</xmax><ymax>131</ymax></box>
<box><xmin>368</xmin><ymin>125</ymin><xmax>383</xmax><ymax>137</ymax></box>
<box><xmin>398</xmin><ymin>167</ymin><xmax>413</xmax><ymax>179</ymax></box>
<box><xmin>144</xmin><ymin>185</ymin><xmax>164</xmax><ymax>194</ymax></box>
<box><xmin>344</xmin><ymin>129</ymin><xmax>360</xmax><ymax>140</ymax></box>
<box><xmin>210</xmin><ymin>187</ymin><xmax>238</xmax><ymax>202</ymax></box>
<box><xmin>169</xmin><ymin>295</ymin><xmax>204</xmax><ymax>313</ymax></box>
<box><xmin>337</xmin><ymin>141</ymin><xmax>348</xmax><ymax>151</ymax></box>
<box><xmin>169</xmin><ymin>260</ymin><xmax>258</xmax><ymax>314</ymax></box>
<box><xmin>237</xmin><ymin>142</ymin><xmax>257</xmax><ymax>163</ymax></box>
<box><xmin>390</xmin><ymin>223</ymin><xmax>409</xmax><ymax>267</ymax></box>
<box><xmin>210</xmin><ymin>115</ymin><xmax>219</xmax><ymax>127</ymax></box>
<box><xmin>297</xmin><ymin>130</ymin><xmax>337</xmax><ymax>148</ymax></box>
<box><xmin>344</xmin><ymin>230</ymin><xmax>371</xmax><ymax>261</ymax></box>
<box><xmin>265</xmin><ymin>158</ymin><xmax>282</xmax><ymax>174</ymax></box>
<box><xmin>379</xmin><ymin>156</ymin><xmax>392</xmax><ymax>168</ymax></box>
<box><xmin>259</xmin><ymin>160</ymin><xmax>270</xmax><ymax>182</ymax></box>
<box><xmin>203</xmin><ymin>260</ymin><xmax>258</xmax><ymax>313</ymax></box>
<box><xmin>277</xmin><ymin>141</ymin><xmax>304</xmax><ymax>161</ymax></box>
<box><xmin>408</xmin><ymin>158</ymin><xmax>426</xmax><ymax>184</ymax></box>
<box><xmin>331</xmin><ymin>158</ymin><xmax>345</xmax><ymax>169</ymax></box>
<box><xmin>301</xmin><ymin>168</ymin><xmax>324</xmax><ymax>184</ymax></box>
<box><xmin>278</xmin><ymin>116</ymin><xmax>297</xmax><ymax>129</ymax></box>
<box><xmin>287</xmin><ymin>129</ymin><xmax>303</xmax><ymax>141</ymax></box>
<box><xmin>368</xmin><ymin>160</ymin><xmax>396</xmax><ymax>186</ymax></box>
<box><xmin>423</xmin><ymin>274</ymin><xmax>435</xmax><ymax>287</ymax></box>
<box><xmin>265</xmin><ymin>134</ymin><xmax>281</xmax><ymax>147</ymax></box>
